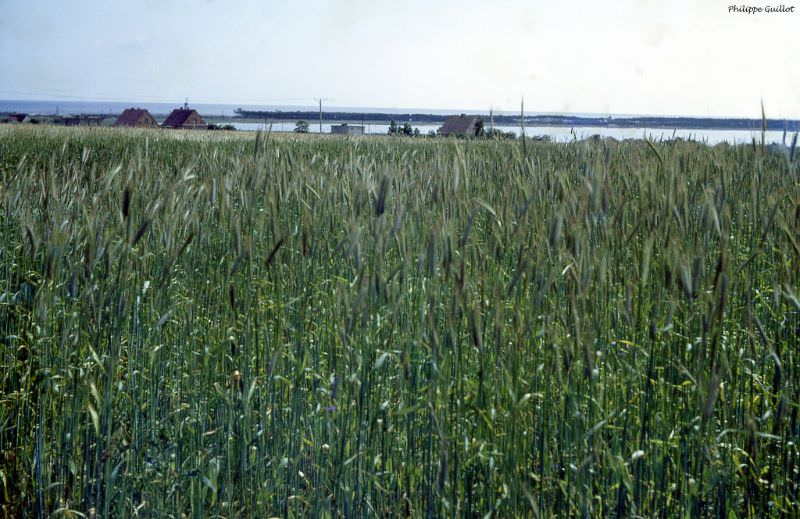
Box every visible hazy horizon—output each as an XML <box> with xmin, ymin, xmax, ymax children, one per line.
<box><xmin>2</xmin><ymin>0</ymin><xmax>799</xmax><ymax>119</ymax></box>
<box><xmin>3</xmin><ymin>98</ymin><xmax>800</xmax><ymax>122</ymax></box>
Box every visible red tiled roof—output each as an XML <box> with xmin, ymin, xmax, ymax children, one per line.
<box><xmin>439</xmin><ymin>115</ymin><xmax>478</xmax><ymax>136</ymax></box>
<box><xmin>114</xmin><ymin>108</ymin><xmax>155</xmax><ymax>127</ymax></box>
<box><xmin>162</xmin><ymin>109</ymin><xmax>206</xmax><ymax>128</ymax></box>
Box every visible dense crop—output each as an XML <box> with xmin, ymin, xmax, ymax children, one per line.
<box><xmin>1</xmin><ymin>126</ymin><xmax>799</xmax><ymax>517</ymax></box>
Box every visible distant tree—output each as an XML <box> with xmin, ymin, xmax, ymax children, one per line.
<box><xmin>413</xmin><ymin>128</ymin><xmax>420</xmax><ymax>137</ymax></box>
<box><xmin>474</xmin><ymin>117</ymin><xmax>485</xmax><ymax>137</ymax></box>
<box><xmin>484</xmin><ymin>128</ymin><xmax>516</xmax><ymax>140</ymax></box>
<box><xmin>402</xmin><ymin>122</ymin><xmax>413</xmax><ymax>136</ymax></box>
<box><xmin>294</xmin><ymin>120</ymin><xmax>309</xmax><ymax>133</ymax></box>
<box><xmin>388</xmin><ymin>120</ymin><xmax>398</xmax><ymax>135</ymax></box>
<box><xmin>207</xmin><ymin>123</ymin><xmax>237</xmax><ymax>131</ymax></box>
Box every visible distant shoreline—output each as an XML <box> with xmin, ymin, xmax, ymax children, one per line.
<box><xmin>3</xmin><ymin>99</ymin><xmax>799</xmax><ymax>131</ymax></box>
<box><xmin>230</xmin><ymin>109</ymin><xmax>800</xmax><ymax>131</ymax></box>
<box><xmin>3</xmin><ymin>108</ymin><xmax>799</xmax><ymax>132</ymax></box>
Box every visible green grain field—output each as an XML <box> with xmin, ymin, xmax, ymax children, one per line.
<box><xmin>1</xmin><ymin>125</ymin><xmax>799</xmax><ymax>517</ymax></box>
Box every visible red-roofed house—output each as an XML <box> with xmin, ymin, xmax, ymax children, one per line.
<box><xmin>114</xmin><ymin>108</ymin><xmax>158</xmax><ymax>127</ymax></box>
<box><xmin>161</xmin><ymin>108</ymin><xmax>207</xmax><ymax>129</ymax></box>
<box><xmin>439</xmin><ymin>114</ymin><xmax>480</xmax><ymax>137</ymax></box>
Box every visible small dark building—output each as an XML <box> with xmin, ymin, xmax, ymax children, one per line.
<box><xmin>114</xmin><ymin>108</ymin><xmax>158</xmax><ymax>127</ymax></box>
<box><xmin>60</xmin><ymin>115</ymin><xmax>106</xmax><ymax>127</ymax></box>
<box><xmin>161</xmin><ymin>108</ymin><xmax>207</xmax><ymax>129</ymax></box>
<box><xmin>331</xmin><ymin>124</ymin><xmax>365</xmax><ymax>136</ymax></box>
<box><xmin>439</xmin><ymin>114</ymin><xmax>479</xmax><ymax>137</ymax></box>
<box><xmin>3</xmin><ymin>113</ymin><xmax>29</xmax><ymax>123</ymax></box>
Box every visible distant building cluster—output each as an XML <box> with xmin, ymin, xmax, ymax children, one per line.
<box><xmin>328</xmin><ymin>116</ymin><xmax>481</xmax><ymax>137</ymax></box>
<box><xmin>1</xmin><ymin>105</ymin><xmax>209</xmax><ymax>130</ymax></box>
<box><xmin>113</xmin><ymin>106</ymin><xmax>207</xmax><ymax>129</ymax></box>
<box><xmin>4</xmin><ymin>106</ymin><xmax>489</xmax><ymax>138</ymax></box>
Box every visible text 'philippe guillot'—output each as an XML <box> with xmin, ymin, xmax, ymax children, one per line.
<box><xmin>728</xmin><ymin>4</ymin><xmax>795</xmax><ymax>13</ymax></box>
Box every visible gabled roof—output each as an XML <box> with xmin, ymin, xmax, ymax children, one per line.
<box><xmin>162</xmin><ymin>109</ymin><xmax>205</xmax><ymax>128</ymax></box>
<box><xmin>114</xmin><ymin>108</ymin><xmax>155</xmax><ymax>126</ymax></box>
<box><xmin>8</xmin><ymin>113</ymin><xmax>28</xmax><ymax>123</ymax></box>
<box><xmin>439</xmin><ymin>115</ymin><xmax>478</xmax><ymax>136</ymax></box>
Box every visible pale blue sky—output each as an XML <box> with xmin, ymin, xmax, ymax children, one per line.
<box><xmin>1</xmin><ymin>0</ymin><xmax>798</xmax><ymax>117</ymax></box>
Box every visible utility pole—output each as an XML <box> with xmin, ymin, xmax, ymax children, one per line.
<box><xmin>314</xmin><ymin>98</ymin><xmax>328</xmax><ymax>134</ymax></box>
<box><xmin>521</xmin><ymin>97</ymin><xmax>527</xmax><ymax>159</ymax></box>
